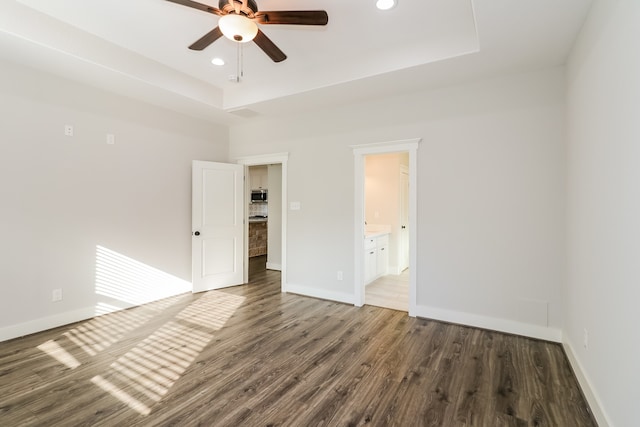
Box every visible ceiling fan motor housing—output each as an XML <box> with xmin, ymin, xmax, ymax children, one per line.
<box><xmin>220</xmin><ymin>0</ymin><xmax>258</xmax><ymax>17</ymax></box>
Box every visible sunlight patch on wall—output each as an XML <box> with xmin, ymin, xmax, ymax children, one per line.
<box><xmin>95</xmin><ymin>245</ymin><xmax>191</xmax><ymax>307</ymax></box>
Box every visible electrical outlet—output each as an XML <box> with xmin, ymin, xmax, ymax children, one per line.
<box><xmin>52</xmin><ymin>288</ymin><xmax>63</xmax><ymax>302</ymax></box>
<box><xmin>337</xmin><ymin>271</ymin><xmax>343</xmax><ymax>281</ymax></box>
<box><xmin>64</xmin><ymin>125</ymin><xmax>74</xmax><ymax>137</ymax></box>
<box><xmin>583</xmin><ymin>328</ymin><xmax>588</xmax><ymax>349</ymax></box>
<box><xmin>106</xmin><ymin>134</ymin><xmax>115</xmax><ymax>145</ymax></box>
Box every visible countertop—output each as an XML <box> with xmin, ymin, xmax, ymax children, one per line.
<box><xmin>364</xmin><ymin>224</ymin><xmax>391</xmax><ymax>238</ymax></box>
<box><xmin>365</xmin><ymin>230</ymin><xmax>389</xmax><ymax>238</ymax></box>
<box><xmin>249</xmin><ymin>217</ymin><xmax>268</xmax><ymax>223</ymax></box>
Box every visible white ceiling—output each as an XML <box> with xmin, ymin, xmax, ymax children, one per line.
<box><xmin>0</xmin><ymin>0</ymin><xmax>592</xmax><ymax>124</ymax></box>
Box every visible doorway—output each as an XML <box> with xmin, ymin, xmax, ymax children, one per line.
<box><xmin>363</xmin><ymin>152</ymin><xmax>410</xmax><ymax>311</ymax></box>
<box><xmin>352</xmin><ymin>139</ymin><xmax>419</xmax><ymax>316</ymax></box>
<box><xmin>236</xmin><ymin>153</ymin><xmax>288</xmax><ymax>289</ymax></box>
<box><xmin>247</xmin><ymin>164</ymin><xmax>282</xmax><ymax>280</ymax></box>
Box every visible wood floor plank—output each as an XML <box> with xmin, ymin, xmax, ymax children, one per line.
<box><xmin>0</xmin><ymin>262</ymin><xmax>597</xmax><ymax>427</ymax></box>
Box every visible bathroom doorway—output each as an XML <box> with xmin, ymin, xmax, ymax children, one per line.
<box><xmin>363</xmin><ymin>152</ymin><xmax>410</xmax><ymax>311</ymax></box>
<box><xmin>352</xmin><ymin>138</ymin><xmax>419</xmax><ymax>316</ymax></box>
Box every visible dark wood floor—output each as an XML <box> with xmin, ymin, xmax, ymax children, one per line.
<box><xmin>1</xmin><ymin>261</ymin><xmax>596</xmax><ymax>426</ymax></box>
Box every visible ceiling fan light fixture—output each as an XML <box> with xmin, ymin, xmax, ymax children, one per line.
<box><xmin>376</xmin><ymin>0</ymin><xmax>397</xmax><ymax>10</ymax></box>
<box><xmin>219</xmin><ymin>14</ymin><xmax>258</xmax><ymax>43</ymax></box>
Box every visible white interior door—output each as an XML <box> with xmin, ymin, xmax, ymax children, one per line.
<box><xmin>192</xmin><ymin>160</ymin><xmax>244</xmax><ymax>292</ymax></box>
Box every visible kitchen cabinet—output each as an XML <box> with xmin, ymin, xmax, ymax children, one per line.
<box><xmin>250</xmin><ymin>166</ymin><xmax>268</xmax><ymax>190</ymax></box>
<box><xmin>249</xmin><ymin>221</ymin><xmax>267</xmax><ymax>257</ymax></box>
<box><xmin>364</xmin><ymin>233</ymin><xmax>389</xmax><ymax>284</ymax></box>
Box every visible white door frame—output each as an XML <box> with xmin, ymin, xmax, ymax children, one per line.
<box><xmin>352</xmin><ymin>139</ymin><xmax>420</xmax><ymax>316</ymax></box>
<box><xmin>235</xmin><ymin>153</ymin><xmax>288</xmax><ymax>290</ymax></box>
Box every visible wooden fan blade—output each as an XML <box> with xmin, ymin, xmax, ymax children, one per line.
<box><xmin>253</xmin><ymin>30</ymin><xmax>287</xmax><ymax>62</ymax></box>
<box><xmin>189</xmin><ymin>27</ymin><xmax>223</xmax><ymax>50</ymax></box>
<box><xmin>165</xmin><ymin>0</ymin><xmax>223</xmax><ymax>16</ymax></box>
<box><xmin>254</xmin><ymin>10</ymin><xmax>328</xmax><ymax>26</ymax></box>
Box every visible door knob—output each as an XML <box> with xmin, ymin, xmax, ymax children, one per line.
<box><xmin>194</xmin><ymin>231</ymin><xmax>200</xmax><ymax>236</ymax></box>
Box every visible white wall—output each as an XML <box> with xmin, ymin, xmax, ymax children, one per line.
<box><xmin>0</xmin><ymin>60</ymin><xmax>228</xmax><ymax>341</ymax></box>
<box><xmin>565</xmin><ymin>1</ymin><xmax>640</xmax><ymax>426</ymax></box>
<box><xmin>229</xmin><ymin>67</ymin><xmax>566</xmax><ymax>340</ymax></box>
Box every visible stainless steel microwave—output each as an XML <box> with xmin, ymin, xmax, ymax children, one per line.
<box><xmin>251</xmin><ymin>189</ymin><xmax>267</xmax><ymax>203</ymax></box>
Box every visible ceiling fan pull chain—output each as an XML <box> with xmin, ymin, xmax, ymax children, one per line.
<box><xmin>236</xmin><ymin>41</ymin><xmax>241</xmax><ymax>82</ymax></box>
<box><xmin>241</xmin><ymin>43</ymin><xmax>245</xmax><ymax>78</ymax></box>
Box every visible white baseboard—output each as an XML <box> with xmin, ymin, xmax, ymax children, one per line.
<box><xmin>413</xmin><ymin>304</ymin><xmax>562</xmax><ymax>342</ymax></box>
<box><xmin>0</xmin><ymin>299</ymin><xmax>161</xmax><ymax>343</ymax></box>
<box><xmin>266</xmin><ymin>262</ymin><xmax>282</xmax><ymax>271</ymax></box>
<box><xmin>284</xmin><ymin>283</ymin><xmax>355</xmax><ymax>305</ymax></box>
<box><xmin>387</xmin><ymin>264</ymin><xmax>402</xmax><ymax>275</ymax></box>
<box><xmin>0</xmin><ymin>306</ymin><xmax>96</xmax><ymax>343</ymax></box>
<box><xmin>562</xmin><ymin>339</ymin><xmax>611</xmax><ymax>427</ymax></box>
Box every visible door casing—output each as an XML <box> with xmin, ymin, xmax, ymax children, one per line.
<box><xmin>236</xmin><ymin>153</ymin><xmax>289</xmax><ymax>290</ymax></box>
<box><xmin>352</xmin><ymin>139</ymin><xmax>420</xmax><ymax>316</ymax></box>
<box><xmin>399</xmin><ymin>165</ymin><xmax>410</xmax><ymax>272</ymax></box>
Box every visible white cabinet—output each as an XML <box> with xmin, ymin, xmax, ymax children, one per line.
<box><xmin>364</xmin><ymin>233</ymin><xmax>389</xmax><ymax>284</ymax></box>
<box><xmin>250</xmin><ymin>166</ymin><xmax>268</xmax><ymax>190</ymax></box>
<box><xmin>364</xmin><ymin>237</ymin><xmax>378</xmax><ymax>284</ymax></box>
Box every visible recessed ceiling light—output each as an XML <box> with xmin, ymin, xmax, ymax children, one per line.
<box><xmin>211</xmin><ymin>58</ymin><xmax>225</xmax><ymax>66</ymax></box>
<box><xmin>376</xmin><ymin>0</ymin><xmax>397</xmax><ymax>11</ymax></box>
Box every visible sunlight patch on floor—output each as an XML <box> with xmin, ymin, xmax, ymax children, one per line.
<box><xmin>92</xmin><ymin>375</ymin><xmax>152</xmax><ymax>416</ymax></box>
<box><xmin>90</xmin><ymin>291</ymin><xmax>245</xmax><ymax>415</ymax></box>
<box><xmin>62</xmin><ymin>306</ymin><xmax>155</xmax><ymax>357</ymax></box>
<box><xmin>177</xmin><ymin>290</ymin><xmax>245</xmax><ymax>330</ymax></box>
<box><xmin>36</xmin><ymin>340</ymin><xmax>81</xmax><ymax>369</ymax></box>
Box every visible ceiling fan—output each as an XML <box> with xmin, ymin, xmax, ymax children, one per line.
<box><xmin>166</xmin><ymin>0</ymin><xmax>329</xmax><ymax>62</ymax></box>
